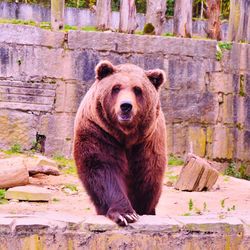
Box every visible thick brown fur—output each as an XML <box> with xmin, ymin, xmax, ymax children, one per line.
<box><xmin>73</xmin><ymin>61</ymin><xmax>167</xmax><ymax>226</ymax></box>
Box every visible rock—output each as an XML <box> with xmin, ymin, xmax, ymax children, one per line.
<box><xmin>174</xmin><ymin>153</ymin><xmax>219</xmax><ymax>191</ymax></box>
<box><xmin>5</xmin><ymin>185</ymin><xmax>52</xmax><ymax>201</ymax></box>
<box><xmin>25</xmin><ymin>155</ymin><xmax>60</xmax><ymax>176</ymax></box>
<box><xmin>0</xmin><ymin>157</ymin><xmax>29</xmax><ymax>188</ymax></box>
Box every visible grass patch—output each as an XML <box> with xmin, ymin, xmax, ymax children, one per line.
<box><xmin>216</xmin><ymin>41</ymin><xmax>233</xmax><ymax>61</ymax></box>
<box><xmin>64</xmin><ymin>184</ymin><xmax>78</xmax><ymax>192</ymax></box>
<box><xmin>81</xmin><ymin>26</ymin><xmax>97</xmax><ymax>32</ymax></box>
<box><xmin>224</xmin><ymin>162</ymin><xmax>250</xmax><ymax>181</ymax></box>
<box><xmin>52</xmin><ymin>198</ymin><xmax>60</xmax><ymax>202</ymax></box>
<box><xmin>0</xmin><ymin>18</ymin><xmax>36</xmax><ymax>26</ymax></box>
<box><xmin>165</xmin><ymin>171</ymin><xmax>179</xmax><ymax>182</ymax></box>
<box><xmin>168</xmin><ymin>154</ymin><xmax>184</xmax><ymax>166</ymax></box>
<box><xmin>64</xmin><ymin>24</ymin><xmax>78</xmax><ymax>31</ymax></box>
<box><xmin>164</xmin><ymin>32</ymin><xmax>174</xmax><ymax>37</ymax></box>
<box><xmin>3</xmin><ymin>143</ymin><xmax>22</xmax><ymax>155</ymax></box>
<box><xmin>0</xmin><ymin>189</ymin><xmax>8</xmax><ymax>205</ymax></box>
<box><xmin>39</xmin><ymin>22</ymin><xmax>51</xmax><ymax>30</ymax></box>
<box><xmin>53</xmin><ymin>155</ymin><xmax>77</xmax><ymax>176</ymax></box>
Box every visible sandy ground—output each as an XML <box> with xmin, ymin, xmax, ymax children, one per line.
<box><xmin>0</xmin><ymin>165</ymin><xmax>249</xmax><ymax>218</ymax></box>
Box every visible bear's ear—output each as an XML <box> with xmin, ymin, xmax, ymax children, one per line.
<box><xmin>145</xmin><ymin>69</ymin><xmax>166</xmax><ymax>90</ymax></box>
<box><xmin>95</xmin><ymin>60</ymin><xmax>116</xmax><ymax>81</ymax></box>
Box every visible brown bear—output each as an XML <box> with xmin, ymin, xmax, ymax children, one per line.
<box><xmin>73</xmin><ymin>60</ymin><xmax>167</xmax><ymax>226</ymax></box>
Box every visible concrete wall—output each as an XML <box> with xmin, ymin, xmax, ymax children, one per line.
<box><xmin>0</xmin><ymin>1</ymin><xmax>229</xmax><ymax>39</ymax></box>
<box><xmin>0</xmin><ymin>213</ymin><xmax>249</xmax><ymax>249</ymax></box>
<box><xmin>0</xmin><ymin>24</ymin><xmax>249</xmax><ymax>167</ymax></box>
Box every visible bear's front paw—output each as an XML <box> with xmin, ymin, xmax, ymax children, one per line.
<box><xmin>107</xmin><ymin>209</ymin><xmax>139</xmax><ymax>226</ymax></box>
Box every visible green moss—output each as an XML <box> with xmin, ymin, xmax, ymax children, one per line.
<box><xmin>143</xmin><ymin>23</ymin><xmax>155</xmax><ymax>35</ymax></box>
<box><xmin>0</xmin><ymin>189</ymin><xmax>8</xmax><ymax>205</ymax></box>
<box><xmin>236</xmin><ymin>123</ymin><xmax>244</xmax><ymax>130</ymax></box>
<box><xmin>239</xmin><ymin>74</ymin><xmax>245</xmax><ymax>97</ymax></box>
<box><xmin>134</xmin><ymin>30</ymin><xmax>143</xmax><ymax>35</ymax></box>
<box><xmin>53</xmin><ymin>155</ymin><xmax>77</xmax><ymax>176</ymax></box>
<box><xmin>168</xmin><ymin>154</ymin><xmax>184</xmax><ymax>166</ymax></box>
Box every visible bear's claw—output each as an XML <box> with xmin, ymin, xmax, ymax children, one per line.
<box><xmin>107</xmin><ymin>211</ymin><xmax>139</xmax><ymax>226</ymax></box>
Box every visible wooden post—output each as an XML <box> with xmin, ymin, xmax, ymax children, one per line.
<box><xmin>145</xmin><ymin>0</ymin><xmax>166</xmax><ymax>35</ymax></box>
<box><xmin>96</xmin><ymin>0</ymin><xmax>112</xmax><ymax>31</ymax></box>
<box><xmin>51</xmin><ymin>0</ymin><xmax>65</xmax><ymax>31</ymax></box>
<box><xmin>173</xmin><ymin>0</ymin><xmax>193</xmax><ymax>38</ymax></box>
<box><xmin>228</xmin><ymin>0</ymin><xmax>250</xmax><ymax>42</ymax></box>
<box><xmin>119</xmin><ymin>0</ymin><xmax>137</xmax><ymax>34</ymax></box>
<box><xmin>206</xmin><ymin>0</ymin><xmax>221</xmax><ymax>40</ymax></box>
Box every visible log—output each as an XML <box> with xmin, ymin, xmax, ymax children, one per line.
<box><xmin>146</xmin><ymin>0</ymin><xmax>166</xmax><ymax>35</ymax></box>
<box><xmin>174</xmin><ymin>154</ymin><xmax>219</xmax><ymax>191</ymax></box>
<box><xmin>228</xmin><ymin>0</ymin><xmax>250</xmax><ymax>43</ymax></box>
<box><xmin>0</xmin><ymin>157</ymin><xmax>29</xmax><ymax>189</ymax></box>
<box><xmin>119</xmin><ymin>0</ymin><xmax>137</xmax><ymax>34</ymax></box>
<box><xmin>206</xmin><ymin>0</ymin><xmax>221</xmax><ymax>40</ymax></box>
<box><xmin>173</xmin><ymin>0</ymin><xmax>193</xmax><ymax>38</ymax></box>
<box><xmin>96</xmin><ymin>0</ymin><xmax>112</xmax><ymax>31</ymax></box>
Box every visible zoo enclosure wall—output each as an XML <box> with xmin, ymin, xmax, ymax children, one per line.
<box><xmin>0</xmin><ymin>24</ymin><xmax>249</xmax><ymax>169</ymax></box>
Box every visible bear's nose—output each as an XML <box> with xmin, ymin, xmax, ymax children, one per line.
<box><xmin>120</xmin><ymin>101</ymin><xmax>132</xmax><ymax>113</ymax></box>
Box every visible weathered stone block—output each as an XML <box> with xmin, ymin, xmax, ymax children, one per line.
<box><xmin>162</xmin><ymin>91</ymin><xmax>218</xmax><ymax>124</ymax></box>
<box><xmin>166</xmin><ymin>57</ymin><xmax>207</xmax><ymax>92</ymax></box>
<box><xmin>212</xmin><ymin>125</ymin><xmax>234</xmax><ymax>160</ymax></box>
<box><xmin>218</xmin><ymin>94</ymin><xmax>234</xmax><ymax>124</ymax></box>
<box><xmin>188</xmin><ymin>126</ymin><xmax>206</xmax><ymax>157</ymax></box>
<box><xmin>5</xmin><ymin>185</ymin><xmax>52</xmax><ymax>201</ymax></box>
<box><xmin>0</xmin><ymin>109</ymin><xmax>38</xmax><ymax>150</ymax></box>
<box><xmin>209</xmin><ymin>73</ymin><xmax>234</xmax><ymax>94</ymax></box>
<box><xmin>0</xmin><ymin>218</ymin><xmax>15</xmax><ymax>234</ymax></box>
<box><xmin>84</xmin><ymin>216</ymin><xmax>118</xmax><ymax>232</ymax></box>
<box><xmin>38</xmin><ymin>113</ymin><xmax>75</xmax><ymax>156</ymax></box>
<box><xmin>129</xmin><ymin>215</ymin><xmax>181</xmax><ymax>232</ymax></box>
<box><xmin>0</xmin><ymin>24</ymin><xmax>64</xmax><ymax>48</ymax></box>
<box><xmin>176</xmin><ymin>216</ymin><xmax>244</xmax><ymax>234</ymax></box>
<box><xmin>55</xmin><ymin>81</ymin><xmax>86</xmax><ymax>113</ymax></box>
<box><xmin>172</xmin><ymin>124</ymin><xmax>187</xmax><ymax>155</ymax></box>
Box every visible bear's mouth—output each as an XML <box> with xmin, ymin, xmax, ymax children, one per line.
<box><xmin>118</xmin><ymin>113</ymin><xmax>132</xmax><ymax>123</ymax></box>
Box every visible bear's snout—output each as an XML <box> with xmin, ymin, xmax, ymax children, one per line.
<box><xmin>120</xmin><ymin>101</ymin><xmax>133</xmax><ymax>113</ymax></box>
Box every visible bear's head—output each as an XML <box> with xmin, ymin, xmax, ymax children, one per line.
<box><xmin>94</xmin><ymin>60</ymin><xmax>166</xmax><ymax>137</ymax></box>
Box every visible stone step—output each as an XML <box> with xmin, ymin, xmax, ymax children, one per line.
<box><xmin>5</xmin><ymin>185</ymin><xmax>52</xmax><ymax>201</ymax></box>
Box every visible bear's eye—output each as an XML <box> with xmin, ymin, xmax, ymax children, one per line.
<box><xmin>112</xmin><ymin>85</ymin><xmax>121</xmax><ymax>94</ymax></box>
<box><xmin>133</xmin><ymin>86</ymin><xmax>142</xmax><ymax>96</ymax></box>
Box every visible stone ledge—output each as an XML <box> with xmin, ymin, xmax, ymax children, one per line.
<box><xmin>0</xmin><ymin>24</ymin><xmax>64</xmax><ymax>48</ymax></box>
<box><xmin>0</xmin><ymin>213</ymin><xmax>249</xmax><ymax>249</ymax></box>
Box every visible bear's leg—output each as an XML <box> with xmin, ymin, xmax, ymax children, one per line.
<box><xmin>128</xmin><ymin>144</ymin><xmax>166</xmax><ymax>215</ymax></box>
<box><xmin>81</xmin><ymin>166</ymin><xmax>139</xmax><ymax>226</ymax></box>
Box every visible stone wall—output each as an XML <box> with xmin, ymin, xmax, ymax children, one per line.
<box><xmin>0</xmin><ymin>213</ymin><xmax>249</xmax><ymax>249</ymax></box>
<box><xmin>0</xmin><ymin>1</ymin><xmax>229</xmax><ymax>39</ymax></box>
<box><xmin>0</xmin><ymin>24</ymin><xmax>249</xmax><ymax>166</ymax></box>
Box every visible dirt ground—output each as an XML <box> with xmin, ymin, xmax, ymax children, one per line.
<box><xmin>0</xmin><ymin>164</ymin><xmax>250</xmax><ymax>218</ymax></box>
